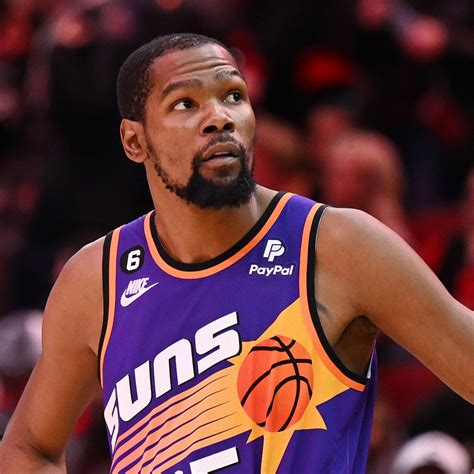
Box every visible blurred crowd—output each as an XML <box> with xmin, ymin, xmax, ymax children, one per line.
<box><xmin>0</xmin><ymin>0</ymin><xmax>473</xmax><ymax>472</ymax></box>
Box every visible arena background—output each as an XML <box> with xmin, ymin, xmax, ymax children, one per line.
<box><xmin>0</xmin><ymin>0</ymin><xmax>473</xmax><ymax>472</ymax></box>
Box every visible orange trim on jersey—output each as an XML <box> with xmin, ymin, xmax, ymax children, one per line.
<box><xmin>143</xmin><ymin>192</ymin><xmax>293</xmax><ymax>279</ymax></box>
<box><xmin>100</xmin><ymin>226</ymin><xmax>122</xmax><ymax>387</ymax></box>
<box><xmin>299</xmin><ymin>205</ymin><xmax>366</xmax><ymax>392</ymax></box>
<box><xmin>144</xmin><ymin>423</ymin><xmax>243</xmax><ymax>474</ymax></box>
<box><xmin>111</xmin><ymin>372</ymin><xmax>230</xmax><ymax>472</ymax></box>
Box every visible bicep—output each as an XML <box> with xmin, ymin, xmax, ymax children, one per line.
<box><xmin>328</xmin><ymin>209</ymin><xmax>474</xmax><ymax>401</ymax></box>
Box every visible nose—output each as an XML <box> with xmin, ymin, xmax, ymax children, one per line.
<box><xmin>200</xmin><ymin>103</ymin><xmax>235</xmax><ymax>135</ymax></box>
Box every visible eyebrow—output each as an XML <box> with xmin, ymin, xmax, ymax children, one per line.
<box><xmin>160</xmin><ymin>78</ymin><xmax>203</xmax><ymax>100</ymax></box>
<box><xmin>215</xmin><ymin>69</ymin><xmax>247</xmax><ymax>84</ymax></box>
<box><xmin>160</xmin><ymin>69</ymin><xmax>246</xmax><ymax>100</ymax></box>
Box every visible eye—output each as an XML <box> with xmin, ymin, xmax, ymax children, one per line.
<box><xmin>225</xmin><ymin>91</ymin><xmax>242</xmax><ymax>103</ymax></box>
<box><xmin>172</xmin><ymin>99</ymin><xmax>195</xmax><ymax>111</ymax></box>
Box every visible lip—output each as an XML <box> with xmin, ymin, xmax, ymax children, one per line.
<box><xmin>202</xmin><ymin>142</ymin><xmax>240</xmax><ymax>161</ymax></box>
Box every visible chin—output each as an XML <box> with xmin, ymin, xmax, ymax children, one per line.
<box><xmin>212</xmin><ymin>173</ymin><xmax>243</xmax><ymax>186</ymax></box>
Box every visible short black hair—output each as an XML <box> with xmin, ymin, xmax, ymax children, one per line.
<box><xmin>117</xmin><ymin>33</ymin><xmax>235</xmax><ymax>122</ymax></box>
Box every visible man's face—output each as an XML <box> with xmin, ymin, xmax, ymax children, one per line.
<box><xmin>143</xmin><ymin>44</ymin><xmax>257</xmax><ymax>209</ymax></box>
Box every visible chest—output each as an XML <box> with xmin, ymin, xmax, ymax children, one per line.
<box><xmin>110</xmin><ymin>261</ymin><xmax>300</xmax><ymax>370</ymax></box>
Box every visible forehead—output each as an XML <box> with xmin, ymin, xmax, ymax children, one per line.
<box><xmin>149</xmin><ymin>44</ymin><xmax>241</xmax><ymax>94</ymax></box>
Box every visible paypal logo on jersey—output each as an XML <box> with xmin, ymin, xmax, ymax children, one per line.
<box><xmin>263</xmin><ymin>239</ymin><xmax>286</xmax><ymax>262</ymax></box>
<box><xmin>249</xmin><ymin>238</ymin><xmax>295</xmax><ymax>276</ymax></box>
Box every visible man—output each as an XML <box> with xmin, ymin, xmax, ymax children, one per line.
<box><xmin>0</xmin><ymin>33</ymin><xmax>472</xmax><ymax>473</ymax></box>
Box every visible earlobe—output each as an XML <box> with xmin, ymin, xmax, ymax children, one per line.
<box><xmin>120</xmin><ymin>119</ymin><xmax>147</xmax><ymax>163</ymax></box>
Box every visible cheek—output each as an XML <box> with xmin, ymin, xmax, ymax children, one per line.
<box><xmin>246</xmin><ymin>107</ymin><xmax>257</xmax><ymax>135</ymax></box>
<box><xmin>148</xmin><ymin>123</ymin><xmax>194</xmax><ymax>163</ymax></box>
<box><xmin>237</xmin><ymin>107</ymin><xmax>256</xmax><ymax>145</ymax></box>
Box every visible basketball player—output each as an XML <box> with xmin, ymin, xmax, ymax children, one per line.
<box><xmin>0</xmin><ymin>34</ymin><xmax>472</xmax><ymax>473</ymax></box>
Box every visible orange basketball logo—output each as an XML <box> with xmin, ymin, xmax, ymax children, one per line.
<box><xmin>237</xmin><ymin>335</ymin><xmax>314</xmax><ymax>432</ymax></box>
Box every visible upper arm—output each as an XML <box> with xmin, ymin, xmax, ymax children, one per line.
<box><xmin>322</xmin><ymin>207</ymin><xmax>474</xmax><ymax>402</ymax></box>
<box><xmin>1</xmin><ymin>238</ymin><xmax>105</xmax><ymax>463</ymax></box>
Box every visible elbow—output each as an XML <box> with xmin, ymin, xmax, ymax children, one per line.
<box><xmin>0</xmin><ymin>439</ymin><xmax>65</xmax><ymax>472</ymax></box>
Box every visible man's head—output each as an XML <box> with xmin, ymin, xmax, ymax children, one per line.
<box><xmin>117</xmin><ymin>33</ymin><xmax>256</xmax><ymax>209</ymax></box>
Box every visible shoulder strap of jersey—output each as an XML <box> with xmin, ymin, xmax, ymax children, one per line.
<box><xmin>98</xmin><ymin>226</ymin><xmax>122</xmax><ymax>385</ymax></box>
<box><xmin>299</xmin><ymin>204</ymin><xmax>369</xmax><ymax>391</ymax></box>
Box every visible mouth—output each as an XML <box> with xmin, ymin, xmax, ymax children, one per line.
<box><xmin>202</xmin><ymin>142</ymin><xmax>241</xmax><ymax>162</ymax></box>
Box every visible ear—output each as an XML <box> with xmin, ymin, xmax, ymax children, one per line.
<box><xmin>120</xmin><ymin>119</ymin><xmax>148</xmax><ymax>163</ymax></box>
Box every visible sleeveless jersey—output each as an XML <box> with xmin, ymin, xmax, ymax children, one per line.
<box><xmin>99</xmin><ymin>192</ymin><xmax>376</xmax><ymax>474</ymax></box>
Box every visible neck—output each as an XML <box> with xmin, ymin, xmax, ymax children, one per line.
<box><xmin>151</xmin><ymin>184</ymin><xmax>277</xmax><ymax>264</ymax></box>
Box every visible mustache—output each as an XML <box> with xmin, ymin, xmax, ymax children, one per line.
<box><xmin>200</xmin><ymin>133</ymin><xmax>242</xmax><ymax>156</ymax></box>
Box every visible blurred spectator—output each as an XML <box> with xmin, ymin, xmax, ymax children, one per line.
<box><xmin>367</xmin><ymin>396</ymin><xmax>403</xmax><ymax>474</ymax></box>
<box><xmin>408</xmin><ymin>389</ymin><xmax>474</xmax><ymax>464</ymax></box>
<box><xmin>390</xmin><ymin>431</ymin><xmax>472</xmax><ymax>474</ymax></box>
<box><xmin>320</xmin><ymin>130</ymin><xmax>413</xmax><ymax>242</ymax></box>
<box><xmin>306</xmin><ymin>103</ymin><xmax>357</xmax><ymax>167</ymax></box>
<box><xmin>355</xmin><ymin>0</ymin><xmax>473</xmax><ymax>210</ymax></box>
<box><xmin>437</xmin><ymin>167</ymin><xmax>474</xmax><ymax>308</ymax></box>
<box><xmin>8</xmin><ymin>0</ymin><xmax>151</xmax><ymax>311</ymax></box>
<box><xmin>230</xmin><ymin>29</ymin><xmax>269</xmax><ymax>107</ymax></box>
<box><xmin>377</xmin><ymin>348</ymin><xmax>445</xmax><ymax>424</ymax></box>
<box><xmin>357</xmin><ymin>0</ymin><xmax>449</xmax><ymax>62</ymax></box>
<box><xmin>0</xmin><ymin>309</ymin><xmax>42</xmax><ymax>438</ymax></box>
<box><xmin>254</xmin><ymin>115</ymin><xmax>314</xmax><ymax>197</ymax></box>
<box><xmin>413</xmin><ymin>166</ymin><xmax>474</xmax><ymax>309</ymax></box>
<box><xmin>0</xmin><ymin>307</ymin><xmax>110</xmax><ymax>472</ymax></box>
<box><xmin>0</xmin><ymin>0</ymin><xmax>472</xmax><ymax>470</ymax></box>
<box><xmin>0</xmin><ymin>0</ymin><xmax>35</xmax><ymax>63</ymax></box>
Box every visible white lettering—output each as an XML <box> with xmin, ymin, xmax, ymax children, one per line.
<box><xmin>196</xmin><ymin>312</ymin><xmax>240</xmax><ymax>374</ymax></box>
<box><xmin>106</xmin><ymin>313</ymin><xmax>243</xmax><ymax>427</ymax></box>
<box><xmin>139</xmin><ymin>278</ymin><xmax>149</xmax><ymax>290</ymax></box>
<box><xmin>190</xmin><ymin>446</ymin><xmax>240</xmax><ymax>473</ymax></box>
<box><xmin>248</xmin><ymin>264</ymin><xmax>295</xmax><ymax>277</ymax></box>
<box><xmin>125</xmin><ymin>280</ymin><xmax>135</xmax><ymax>295</ymax></box>
<box><xmin>104</xmin><ymin>388</ymin><xmax>119</xmax><ymax>451</ymax></box>
<box><xmin>117</xmin><ymin>360</ymin><xmax>152</xmax><ymax>422</ymax></box>
<box><xmin>125</xmin><ymin>278</ymin><xmax>150</xmax><ymax>296</ymax></box>
<box><xmin>249</xmin><ymin>264</ymin><xmax>258</xmax><ymax>274</ymax></box>
<box><xmin>126</xmin><ymin>249</ymin><xmax>141</xmax><ymax>271</ymax></box>
<box><xmin>154</xmin><ymin>339</ymin><xmax>195</xmax><ymax>399</ymax></box>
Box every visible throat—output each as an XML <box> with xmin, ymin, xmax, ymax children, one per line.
<box><xmin>152</xmin><ymin>190</ymin><xmax>270</xmax><ymax>265</ymax></box>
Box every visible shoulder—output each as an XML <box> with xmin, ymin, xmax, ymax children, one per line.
<box><xmin>315</xmin><ymin>205</ymin><xmax>456</xmax><ymax>318</ymax></box>
<box><xmin>316</xmin><ymin>206</ymin><xmax>396</xmax><ymax>267</ymax></box>
<box><xmin>319</xmin><ymin>206</ymin><xmax>390</xmax><ymax>245</ymax></box>
<box><xmin>317</xmin><ymin>206</ymin><xmax>409</xmax><ymax>261</ymax></box>
<box><xmin>60</xmin><ymin>237</ymin><xmax>104</xmax><ymax>282</ymax></box>
<box><xmin>53</xmin><ymin>237</ymin><xmax>105</xmax><ymax>307</ymax></box>
<box><xmin>316</xmin><ymin>206</ymin><xmax>419</xmax><ymax>313</ymax></box>
<box><xmin>43</xmin><ymin>237</ymin><xmax>106</xmax><ymax>355</ymax></box>
<box><xmin>313</xmin><ymin>206</ymin><xmax>474</xmax><ymax>403</ymax></box>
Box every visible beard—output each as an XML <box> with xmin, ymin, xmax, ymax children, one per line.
<box><xmin>147</xmin><ymin>134</ymin><xmax>256</xmax><ymax>209</ymax></box>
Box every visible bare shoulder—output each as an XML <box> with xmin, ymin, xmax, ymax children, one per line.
<box><xmin>317</xmin><ymin>206</ymin><xmax>449</xmax><ymax>311</ymax></box>
<box><xmin>58</xmin><ymin>236</ymin><xmax>104</xmax><ymax>283</ymax></box>
<box><xmin>318</xmin><ymin>206</ymin><xmax>474</xmax><ymax>401</ymax></box>
<box><xmin>318</xmin><ymin>206</ymin><xmax>400</xmax><ymax>256</ymax></box>
<box><xmin>315</xmin><ymin>207</ymin><xmax>405</xmax><ymax>313</ymax></box>
<box><xmin>44</xmin><ymin>237</ymin><xmax>105</xmax><ymax>355</ymax></box>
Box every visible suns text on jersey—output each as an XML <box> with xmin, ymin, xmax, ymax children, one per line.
<box><xmin>103</xmin><ymin>312</ymin><xmax>242</xmax><ymax>450</ymax></box>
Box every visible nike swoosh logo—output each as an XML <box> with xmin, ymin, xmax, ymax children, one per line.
<box><xmin>120</xmin><ymin>282</ymin><xmax>159</xmax><ymax>307</ymax></box>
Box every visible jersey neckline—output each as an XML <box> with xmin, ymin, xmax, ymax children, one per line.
<box><xmin>144</xmin><ymin>191</ymin><xmax>290</xmax><ymax>278</ymax></box>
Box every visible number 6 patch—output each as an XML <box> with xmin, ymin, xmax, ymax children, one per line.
<box><xmin>120</xmin><ymin>246</ymin><xmax>145</xmax><ymax>273</ymax></box>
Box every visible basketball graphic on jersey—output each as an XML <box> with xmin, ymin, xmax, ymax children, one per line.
<box><xmin>237</xmin><ymin>335</ymin><xmax>314</xmax><ymax>432</ymax></box>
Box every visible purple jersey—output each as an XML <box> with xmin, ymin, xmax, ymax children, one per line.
<box><xmin>99</xmin><ymin>192</ymin><xmax>376</xmax><ymax>473</ymax></box>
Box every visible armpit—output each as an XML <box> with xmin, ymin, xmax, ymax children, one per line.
<box><xmin>354</xmin><ymin>315</ymin><xmax>378</xmax><ymax>335</ymax></box>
